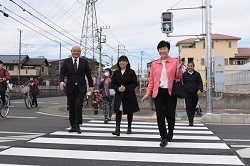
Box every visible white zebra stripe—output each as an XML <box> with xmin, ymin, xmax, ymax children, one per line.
<box><xmin>0</xmin><ymin>147</ymin><xmax>243</xmax><ymax>165</ymax></box>
<box><xmin>28</xmin><ymin>137</ymin><xmax>229</xmax><ymax>149</ymax></box>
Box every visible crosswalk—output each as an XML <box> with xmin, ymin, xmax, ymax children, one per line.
<box><xmin>0</xmin><ymin>120</ymin><xmax>244</xmax><ymax>165</ymax></box>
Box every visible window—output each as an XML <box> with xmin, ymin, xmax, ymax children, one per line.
<box><xmin>203</xmin><ymin>42</ymin><xmax>214</xmax><ymax>49</ymax></box>
<box><xmin>42</xmin><ymin>67</ymin><xmax>44</xmax><ymax>72</ymax></box>
<box><xmin>188</xmin><ymin>58</ymin><xmax>194</xmax><ymax>63</ymax></box>
<box><xmin>212</xmin><ymin>42</ymin><xmax>214</xmax><ymax>49</ymax></box>
<box><xmin>228</xmin><ymin>41</ymin><xmax>232</xmax><ymax>48</ymax></box>
<box><xmin>6</xmin><ymin>65</ymin><xmax>14</xmax><ymax>71</ymax></box>
<box><xmin>224</xmin><ymin>58</ymin><xmax>228</xmax><ymax>66</ymax></box>
<box><xmin>233</xmin><ymin>60</ymin><xmax>247</xmax><ymax>65</ymax></box>
<box><xmin>201</xmin><ymin>58</ymin><xmax>205</xmax><ymax>66</ymax></box>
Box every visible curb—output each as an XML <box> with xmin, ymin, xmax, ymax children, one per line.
<box><xmin>200</xmin><ymin>113</ymin><xmax>250</xmax><ymax>124</ymax></box>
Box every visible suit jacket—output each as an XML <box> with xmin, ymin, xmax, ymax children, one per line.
<box><xmin>59</xmin><ymin>57</ymin><xmax>94</xmax><ymax>94</ymax></box>
<box><xmin>111</xmin><ymin>68</ymin><xmax>140</xmax><ymax>114</ymax></box>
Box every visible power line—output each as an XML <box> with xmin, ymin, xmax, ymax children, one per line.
<box><xmin>9</xmin><ymin>0</ymin><xmax>80</xmax><ymax>45</ymax></box>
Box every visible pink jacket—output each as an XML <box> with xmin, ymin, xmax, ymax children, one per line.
<box><xmin>146</xmin><ymin>56</ymin><xmax>182</xmax><ymax>98</ymax></box>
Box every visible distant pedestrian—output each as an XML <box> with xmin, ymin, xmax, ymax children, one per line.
<box><xmin>0</xmin><ymin>60</ymin><xmax>11</xmax><ymax>107</ymax></box>
<box><xmin>111</xmin><ymin>56</ymin><xmax>140</xmax><ymax>136</ymax></box>
<box><xmin>182</xmin><ymin>62</ymin><xmax>203</xmax><ymax>126</ymax></box>
<box><xmin>23</xmin><ymin>75</ymin><xmax>39</xmax><ymax>107</ymax></box>
<box><xmin>141</xmin><ymin>40</ymin><xmax>182</xmax><ymax>147</ymax></box>
<box><xmin>99</xmin><ymin>68</ymin><xmax>114</xmax><ymax>124</ymax></box>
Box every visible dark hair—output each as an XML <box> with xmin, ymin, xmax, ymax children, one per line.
<box><xmin>0</xmin><ymin>60</ymin><xmax>3</xmax><ymax>65</ymax></box>
<box><xmin>187</xmin><ymin>61</ymin><xmax>195</xmax><ymax>66</ymax></box>
<box><xmin>104</xmin><ymin>68</ymin><xmax>112</xmax><ymax>75</ymax></box>
<box><xmin>157</xmin><ymin>40</ymin><xmax>170</xmax><ymax>50</ymax></box>
<box><xmin>117</xmin><ymin>55</ymin><xmax>131</xmax><ymax>69</ymax></box>
<box><xmin>30</xmin><ymin>75</ymin><xmax>34</xmax><ymax>78</ymax></box>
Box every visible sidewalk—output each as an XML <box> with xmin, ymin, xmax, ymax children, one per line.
<box><xmin>38</xmin><ymin>102</ymin><xmax>250</xmax><ymax>124</ymax></box>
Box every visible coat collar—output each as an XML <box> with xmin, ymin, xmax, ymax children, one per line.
<box><xmin>155</xmin><ymin>56</ymin><xmax>172</xmax><ymax>64</ymax></box>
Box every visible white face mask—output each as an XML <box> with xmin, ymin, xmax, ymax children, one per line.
<box><xmin>30</xmin><ymin>78</ymin><xmax>34</xmax><ymax>81</ymax></box>
<box><xmin>104</xmin><ymin>72</ymin><xmax>110</xmax><ymax>77</ymax></box>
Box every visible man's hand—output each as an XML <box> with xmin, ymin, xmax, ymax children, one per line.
<box><xmin>60</xmin><ymin>82</ymin><xmax>65</xmax><ymax>91</ymax></box>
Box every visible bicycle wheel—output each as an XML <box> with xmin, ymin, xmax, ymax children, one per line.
<box><xmin>83</xmin><ymin>95</ymin><xmax>89</xmax><ymax>107</ymax></box>
<box><xmin>0</xmin><ymin>95</ymin><xmax>10</xmax><ymax>118</ymax></box>
<box><xmin>24</xmin><ymin>93</ymin><xmax>32</xmax><ymax>109</ymax></box>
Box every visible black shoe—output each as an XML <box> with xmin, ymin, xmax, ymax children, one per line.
<box><xmin>167</xmin><ymin>130</ymin><xmax>173</xmax><ymax>142</ymax></box>
<box><xmin>112</xmin><ymin>126</ymin><xmax>120</xmax><ymax>136</ymax></box>
<box><xmin>68</xmin><ymin>128</ymin><xmax>76</xmax><ymax>132</ymax></box>
<box><xmin>108</xmin><ymin>117</ymin><xmax>111</xmax><ymax>121</ymax></box>
<box><xmin>189</xmin><ymin>123</ymin><xmax>194</xmax><ymax>126</ymax></box>
<box><xmin>126</xmin><ymin>127</ymin><xmax>132</xmax><ymax>134</ymax></box>
<box><xmin>104</xmin><ymin>119</ymin><xmax>108</xmax><ymax>124</ymax></box>
<box><xmin>35</xmin><ymin>103</ymin><xmax>38</xmax><ymax>107</ymax></box>
<box><xmin>76</xmin><ymin>125</ymin><xmax>82</xmax><ymax>134</ymax></box>
<box><xmin>160</xmin><ymin>139</ymin><xmax>168</xmax><ymax>147</ymax></box>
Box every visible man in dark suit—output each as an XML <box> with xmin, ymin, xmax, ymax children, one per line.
<box><xmin>59</xmin><ymin>45</ymin><xmax>94</xmax><ymax>134</ymax></box>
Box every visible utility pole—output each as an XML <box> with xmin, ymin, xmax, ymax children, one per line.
<box><xmin>58</xmin><ymin>42</ymin><xmax>61</xmax><ymax>90</ymax></box>
<box><xmin>18</xmin><ymin>28</ymin><xmax>23</xmax><ymax>85</ymax></box>
<box><xmin>205</xmin><ymin>0</ymin><xmax>213</xmax><ymax>113</ymax></box>
<box><xmin>117</xmin><ymin>45</ymin><xmax>125</xmax><ymax>61</ymax></box>
<box><xmin>97</xmin><ymin>26</ymin><xmax>110</xmax><ymax>79</ymax></box>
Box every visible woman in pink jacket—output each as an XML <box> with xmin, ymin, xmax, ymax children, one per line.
<box><xmin>141</xmin><ymin>40</ymin><xmax>182</xmax><ymax>147</ymax></box>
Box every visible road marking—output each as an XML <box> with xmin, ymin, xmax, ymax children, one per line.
<box><xmin>231</xmin><ymin>145</ymin><xmax>250</xmax><ymax>148</ymax></box>
<box><xmin>67</xmin><ymin>126</ymin><xmax>213</xmax><ymax>134</ymax></box>
<box><xmin>224</xmin><ymin>139</ymin><xmax>250</xmax><ymax>142</ymax></box>
<box><xmin>0</xmin><ymin>164</ymin><xmax>38</xmax><ymax>166</ymax></box>
<box><xmin>236</xmin><ymin>148</ymin><xmax>250</xmax><ymax>158</ymax></box>
<box><xmin>81</xmin><ymin>123</ymin><xmax>208</xmax><ymax>130</ymax></box>
<box><xmin>0</xmin><ymin>131</ymin><xmax>45</xmax><ymax>135</ymax></box>
<box><xmin>51</xmin><ymin>131</ymin><xmax>220</xmax><ymax>140</ymax></box>
<box><xmin>29</xmin><ymin>137</ymin><xmax>229</xmax><ymax>149</ymax></box>
<box><xmin>89</xmin><ymin>120</ymin><xmax>204</xmax><ymax>126</ymax></box>
<box><xmin>7</xmin><ymin>116</ymin><xmax>37</xmax><ymax>119</ymax></box>
<box><xmin>0</xmin><ymin>146</ymin><xmax>10</xmax><ymax>149</ymax></box>
<box><xmin>0</xmin><ymin>147</ymin><xmax>243</xmax><ymax>165</ymax></box>
<box><xmin>36</xmin><ymin>112</ymin><xmax>67</xmax><ymax>118</ymax></box>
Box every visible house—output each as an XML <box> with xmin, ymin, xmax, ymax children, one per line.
<box><xmin>176</xmin><ymin>33</ymin><xmax>250</xmax><ymax>80</ymax></box>
<box><xmin>0</xmin><ymin>55</ymin><xmax>49</xmax><ymax>84</ymax></box>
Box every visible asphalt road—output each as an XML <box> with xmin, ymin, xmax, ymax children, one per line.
<box><xmin>0</xmin><ymin>96</ymin><xmax>249</xmax><ymax>166</ymax></box>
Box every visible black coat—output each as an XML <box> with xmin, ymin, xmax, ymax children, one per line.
<box><xmin>59</xmin><ymin>57</ymin><xmax>94</xmax><ymax>94</ymax></box>
<box><xmin>111</xmin><ymin>68</ymin><xmax>140</xmax><ymax>114</ymax></box>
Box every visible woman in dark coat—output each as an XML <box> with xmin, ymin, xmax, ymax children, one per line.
<box><xmin>111</xmin><ymin>56</ymin><xmax>140</xmax><ymax>136</ymax></box>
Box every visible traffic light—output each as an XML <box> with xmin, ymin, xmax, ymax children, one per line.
<box><xmin>161</xmin><ymin>12</ymin><xmax>173</xmax><ymax>34</ymax></box>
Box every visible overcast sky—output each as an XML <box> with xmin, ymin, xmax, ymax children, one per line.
<box><xmin>0</xmin><ymin>0</ymin><xmax>249</xmax><ymax>71</ymax></box>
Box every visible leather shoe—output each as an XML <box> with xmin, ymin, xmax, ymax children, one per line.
<box><xmin>189</xmin><ymin>123</ymin><xmax>194</xmax><ymax>126</ymax></box>
<box><xmin>76</xmin><ymin>126</ymin><xmax>82</xmax><ymax>134</ymax></box>
<box><xmin>160</xmin><ymin>139</ymin><xmax>168</xmax><ymax>147</ymax></box>
<box><xmin>68</xmin><ymin>128</ymin><xmax>76</xmax><ymax>132</ymax></box>
<box><xmin>167</xmin><ymin>130</ymin><xmax>173</xmax><ymax>142</ymax></box>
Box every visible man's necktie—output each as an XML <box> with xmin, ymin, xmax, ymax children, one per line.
<box><xmin>74</xmin><ymin>59</ymin><xmax>77</xmax><ymax>73</ymax></box>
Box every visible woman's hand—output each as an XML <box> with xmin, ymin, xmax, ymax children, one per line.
<box><xmin>141</xmin><ymin>94</ymin><xmax>149</xmax><ymax>102</ymax></box>
<box><xmin>197</xmin><ymin>90</ymin><xmax>202</xmax><ymax>95</ymax></box>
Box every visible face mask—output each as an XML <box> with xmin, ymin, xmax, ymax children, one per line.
<box><xmin>30</xmin><ymin>78</ymin><xmax>34</xmax><ymax>80</ymax></box>
<box><xmin>104</xmin><ymin>72</ymin><xmax>110</xmax><ymax>77</ymax></box>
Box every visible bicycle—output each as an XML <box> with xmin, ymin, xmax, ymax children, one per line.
<box><xmin>83</xmin><ymin>90</ymin><xmax>102</xmax><ymax>109</ymax></box>
<box><xmin>20</xmin><ymin>86</ymin><xmax>35</xmax><ymax>109</ymax></box>
<box><xmin>0</xmin><ymin>94</ymin><xmax>10</xmax><ymax>118</ymax></box>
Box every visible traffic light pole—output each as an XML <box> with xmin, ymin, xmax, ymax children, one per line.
<box><xmin>205</xmin><ymin>0</ymin><xmax>213</xmax><ymax>113</ymax></box>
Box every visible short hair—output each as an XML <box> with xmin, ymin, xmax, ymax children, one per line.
<box><xmin>104</xmin><ymin>68</ymin><xmax>112</xmax><ymax>75</ymax></box>
<box><xmin>157</xmin><ymin>40</ymin><xmax>170</xmax><ymax>50</ymax></box>
<box><xmin>187</xmin><ymin>61</ymin><xmax>195</xmax><ymax>67</ymax></box>
<box><xmin>117</xmin><ymin>55</ymin><xmax>131</xmax><ymax>69</ymax></box>
<box><xmin>0</xmin><ymin>60</ymin><xmax>3</xmax><ymax>65</ymax></box>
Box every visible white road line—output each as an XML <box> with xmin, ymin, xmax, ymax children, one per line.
<box><xmin>0</xmin><ymin>146</ymin><xmax>10</xmax><ymax>149</ymax></box>
<box><xmin>0</xmin><ymin>164</ymin><xmax>38</xmax><ymax>166</ymax></box>
<box><xmin>7</xmin><ymin>116</ymin><xmax>37</xmax><ymax>119</ymax></box>
<box><xmin>36</xmin><ymin>112</ymin><xmax>68</xmax><ymax>118</ymax></box>
<box><xmin>81</xmin><ymin>123</ymin><xmax>208</xmax><ymax>130</ymax></box>
<box><xmin>231</xmin><ymin>145</ymin><xmax>250</xmax><ymax>148</ymax></box>
<box><xmin>0</xmin><ymin>131</ymin><xmax>45</xmax><ymax>135</ymax></box>
<box><xmin>89</xmin><ymin>120</ymin><xmax>204</xmax><ymax>126</ymax></box>
<box><xmin>0</xmin><ymin>147</ymin><xmax>243</xmax><ymax>165</ymax></box>
<box><xmin>70</xmin><ymin>127</ymin><xmax>213</xmax><ymax>134</ymax></box>
<box><xmin>51</xmin><ymin>131</ymin><xmax>220</xmax><ymax>140</ymax></box>
<box><xmin>224</xmin><ymin>139</ymin><xmax>250</xmax><ymax>142</ymax></box>
<box><xmin>29</xmin><ymin>137</ymin><xmax>229</xmax><ymax>149</ymax></box>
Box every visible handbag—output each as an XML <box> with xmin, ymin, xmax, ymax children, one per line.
<box><xmin>172</xmin><ymin>80</ymin><xmax>186</xmax><ymax>98</ymax></box>
<box><xmin>109</xmin><ymin>89</ymin><xmax>115</xmax><ymax>96</ymax></box>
